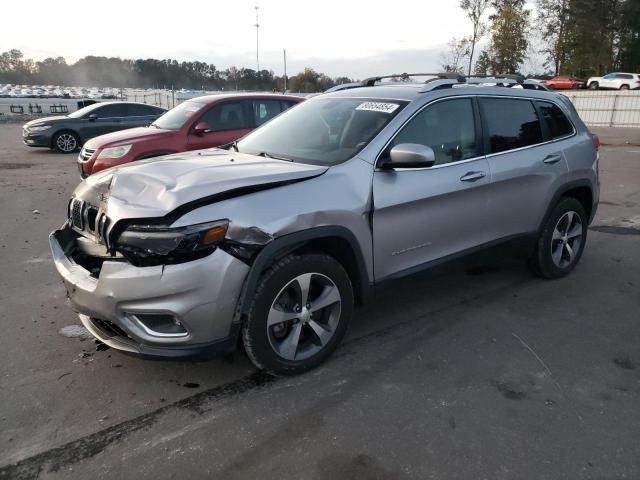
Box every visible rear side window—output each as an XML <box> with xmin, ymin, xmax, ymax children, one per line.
<box><xmin>252</xmin><ymin>99</ymin><xmax>282</xmax><ymax>127</ymax></box>
<box><xmin>390</xmin><ymin>98</ymin><xmax>478</xmax><ymax>165</ymax></box>
<box><xmin>127</xmin><ymin>104</ymin><xmax>161</xmax><ymax>116</ymax></box>
<box><xmin>538</xmin><ymin>101</ymin><xmax>573</xmax><ymax>139</ymax></box>
<box><xmin>95</xmin><ymin>104</ymin><xmax>127</xmax><ymax>118</ymax></box>
<box><xmin>200</xmin><ymin>101</ymin><xmax>247</xmax><ymax>131</ymax></box>
<box><xmin>617</xmin><ymin>74</ymin><xmax>633</xmax><ymax>79</ymax></box>
<box><xmin>281</xmin><ymin>100</ymin><xmax>298</xmax><ymax>111</ymax></box>
<box><xmin>480</xmin><ymin>98</ymin><xmax>542</xmax><ymax>154</ymax></box>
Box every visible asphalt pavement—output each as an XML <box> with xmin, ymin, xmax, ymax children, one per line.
<box><xmin>0</xmin><ymin>124</ymin><xmax>638</xmax><ymax>479</ymax></box>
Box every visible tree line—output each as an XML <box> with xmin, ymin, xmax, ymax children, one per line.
<box><xmin>0</xmin><ymin>50</ymin><xmax>353</xmax><ymax>93</ymax></box>
<box><xmin>444</xmin><ymin>0</ymin><xmax>639</xmax><ymax>77</ymax></box>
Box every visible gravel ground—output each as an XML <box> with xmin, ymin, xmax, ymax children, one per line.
<box><xmin>0</xmin><ymin>124</ymin><xmax>638</xmax><ymax>479</ymax></box>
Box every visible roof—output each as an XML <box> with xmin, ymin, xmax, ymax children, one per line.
<box><xmin>185</xmin><ymin>92</ymin><xmax>304</xmax><ymax>104</ymax></box>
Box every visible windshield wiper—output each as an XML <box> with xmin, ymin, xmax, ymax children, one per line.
<box><xmin>255</xmin><ymin>151</ymin><xmax>293</xmax><ymax>162</ymax></box>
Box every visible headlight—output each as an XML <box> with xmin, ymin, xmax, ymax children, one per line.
<box><xmin>98</xmin><ymin>144</ymin><xmax>132</xmax><ymax>159</ymax></box>
<box><xmin>29</xmin><ymin>125</ymin><xmax>51</xmax><ymax>132</ymax></box>
<box><xmin>115</xmin><ymin>220</ymin><xmax>229</xmax><ymax>266</ymax></box>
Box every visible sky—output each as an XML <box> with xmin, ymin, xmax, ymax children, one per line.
<box><xmin>1</xmin><ymin>0</ymin><xmax>543</xmax><ymax>78</ymax></box>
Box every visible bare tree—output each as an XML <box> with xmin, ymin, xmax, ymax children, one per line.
<box><xmin>460</xmin><ymin>0</ymin><xmax>491</xmax><ymax>75</ymax></box>
<box><xmin>441</xmin><ymin>37</ymin><xmax>471</xmax><ymax>73</ymax></box>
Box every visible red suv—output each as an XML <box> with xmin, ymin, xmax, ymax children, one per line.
<box><xmin>77</xmin><ymin>93</ymin><xmax>303</xmax><ymax>177</ymax></box>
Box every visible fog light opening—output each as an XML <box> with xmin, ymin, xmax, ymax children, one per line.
<box><xmin>129</xmin><ymin>313</ymin><xmax>188</xmax><ymax>337</ymax></box>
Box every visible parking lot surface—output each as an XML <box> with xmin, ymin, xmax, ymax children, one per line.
<box><xmin>0</xmin><ymin>124</ymin><xmax>639</xmax><ymax>479</ymax></box>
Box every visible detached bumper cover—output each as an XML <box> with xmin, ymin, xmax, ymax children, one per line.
<box><xmin>49</xmin><ymin>226</ymin><xmax>249</xmax><ymax>357</ymax></box>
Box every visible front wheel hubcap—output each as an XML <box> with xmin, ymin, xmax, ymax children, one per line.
<box><xmin>57</xmin><ymin>134</ymin><xmax>76</xmax><ymax>152</ymax></box>
<box><xmin>551</xmin><ymin>211</ymin><xmax>583</xmax><ymax>268</ymax></box>
<box><xmin>267</xmin><ymin>272</ymin><xmax>341</xmax><ymax>361</ymax></box>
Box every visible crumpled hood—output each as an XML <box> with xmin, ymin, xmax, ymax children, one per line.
<box><xmin>84</xmin><ymin>127</ymin><xmax>170</xmax><ymax>149</ymax></box>
<box><xmin>74</xmin><ymin>149</ymin><xmax>328</xmax><ymax>223</ymax></box>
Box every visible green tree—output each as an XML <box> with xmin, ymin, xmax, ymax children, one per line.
<box><xmin>487</xmin><ymin>0</ymin><xmax>530</xmax><ymax>74</ymax></box>
<box><xmin>535</xmin><ymin>0</ymin><xmax>570</xmax><ymax>75</ymax></box>
<box><xmin>460</xmin><ymin>0</ymin><xmax>491</xmax><ymax>75</ymax></box>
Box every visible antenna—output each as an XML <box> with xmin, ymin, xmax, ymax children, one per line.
<box><xmin>254</xmin><ymin>5</ymin><xmax>260</xmax><ymax>72</ymax></box>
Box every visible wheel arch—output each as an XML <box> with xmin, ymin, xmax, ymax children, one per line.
<box><xmin>538</xmin><ymin>180</ymin><xmax>595</xmax><ymax>232</ymax></box>
<box><xmin>237</xmin><ymin>226</ymin><xmax>373</xmax><ymax>317</ymax></box>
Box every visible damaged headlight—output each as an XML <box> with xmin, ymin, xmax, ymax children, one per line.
<box><xmin>116</xmin><ymin>220</ymin><xmax>228</xmax><ymax>266</ymax></box>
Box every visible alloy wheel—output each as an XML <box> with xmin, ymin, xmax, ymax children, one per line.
<box><xmin>267</xmin><ymin>272</ymin><xmax>342</xmax><ymax>361</ymax></box>
<box><xmin>550</xmin><ymin>211</ymin><xmax>583</xmax><ymax>268</ymax></box>
<box><xmin>56</xmin><ymin>133</ymin><xmax>77</xmax><ymax>152</ymax></box>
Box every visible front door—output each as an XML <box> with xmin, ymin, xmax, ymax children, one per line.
<box><xmin>372</xmin><ymin>97</ymin><xmax>492</xmax><ymax>281</ymax></box>
<box><xmin>187</xmin><ymin>100</ymin><xmax>253</xmax><ymax>150</ymax></box>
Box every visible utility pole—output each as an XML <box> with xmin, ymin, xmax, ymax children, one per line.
<box><xmin>283</xmin><ymin>49</ymin><xmax>287</xmax><ymax>93</ymax></box>
<box><xmin>254</xmin><ymin>5</ymin><xmax>260</xmax><ymax>73</ymax></box>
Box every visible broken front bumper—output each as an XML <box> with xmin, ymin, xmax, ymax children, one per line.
<box><xmin>49</xmin><ymin>226</ymin><xmax>250</xmax><ymax>357</ymax></box>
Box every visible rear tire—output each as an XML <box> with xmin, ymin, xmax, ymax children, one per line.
<box><xmin>529</xmin><ymin>198</ymin><xmax>588</xmax><ymax>279</ymax></box>
<box><xmin>53</xmin><ymin>131</ymin><xmax>79</xmax><ymax>153</ymax></box>
<box><xmin>242</xmin><ymin>253</ymin><xmax>354</xmax><ymax>375</ymax></box>
<box><xmin>620</xmin><ymin>84</ymin><xmax>629</xmax><ymax>90</ymax></box>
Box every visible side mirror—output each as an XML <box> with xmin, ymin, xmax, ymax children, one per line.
<box><xmin>381</xmin><ymin>143</ymin><xmax>436</xmax><ymax>169</ymax></box>
<box><xmin>88</xmin><ymin>113</ymin><xmax>98</xmax><ymax>121</ymax></box>
<box><xmin>193</xmin><ymin>122</ymin><xmax>210</xmax><ymax>135</ymax></box>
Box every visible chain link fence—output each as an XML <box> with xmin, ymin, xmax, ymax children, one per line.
<box><xmin>2</xmin><ymin>87</ymin><xmax>640</xmax><ymax>128</ymax></box>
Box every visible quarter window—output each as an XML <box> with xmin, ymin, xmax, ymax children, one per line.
<box><xmin>480</xmin><ymin>98</ymin><xmax>542</xmax><ymax>154</ymax></box>
<box><xmin>390</xmin><ymin>98</ymin><xmax>478</xmax><ymax>165</ymax></box>
<box><xmin>538</xmin><ymin>102</ymin><xmax>573</xmax><ymax>139</ymax></box>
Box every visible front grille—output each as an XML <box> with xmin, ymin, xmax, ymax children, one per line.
<box><xmin>78</xmin><ymin>147</ymin><xmax>96</xmax><ymax>163</ymax></box>
<box><xmin>71</xmin><ymin>199</ymin><xmax>83</xmax><ymax>229</ymax></box>
<box><xmin>69</xmin><ymin>199</ymin><xmax>111</xmax><ymax>248</ymax></box>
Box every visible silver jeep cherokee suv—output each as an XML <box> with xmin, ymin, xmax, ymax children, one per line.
<box><xmin>50</xmin><ymin>74</ymin><xmax>600</xmax><ymax>375</ymax></box>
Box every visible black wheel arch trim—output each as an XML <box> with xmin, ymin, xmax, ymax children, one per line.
<box><xmin>237</xmin><ymin>226</ymin><xmax>373</xmax><ymax>317</ymax></box>
<box><xmin>538</xmin><ymin>179</ymin><xmax>597</xmax><ymax>232</ymax></box>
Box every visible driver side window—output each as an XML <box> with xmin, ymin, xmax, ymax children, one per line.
<box><xmin>390</xmin><ymin>98</ymin><xmax>478</xmax><ymax>166</ymax></box>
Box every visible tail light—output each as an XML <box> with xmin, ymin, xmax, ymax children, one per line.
<box><xmin>592</xmin><ymin>134</ymin><xmax>600</xmax><ymax>151</ymax></box>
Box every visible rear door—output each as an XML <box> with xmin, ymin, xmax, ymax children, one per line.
<box><xmin>372</xmin><ymin>97</ymin><xmax>492</xmax><ymax>280</ymax></box>
<box><xmin>186</xmin><ymin>100</ymin><xmax>252</xmax><ymax>150</ymax></box>
<box><xmin>480</xmin><ymin>97</ymin><xmax>570</xmax><ymax>240</ymax></box>
<box><xmin>124</xmin><ymin>104</ymin><xmax>163</xmax><ymax>128</ymax></box>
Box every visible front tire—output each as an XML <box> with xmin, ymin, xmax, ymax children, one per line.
<box><xmin>589</xmin><ymin>82</ymin><xmax>599</xmax><ymax>90</ymax></box>
<box><xmin>530</xmin><ymin>198</ymin><xmax>588</xmax><ymax>279</ymax></box>
<box><xmin>242</xmin><ymin>253</ymin><xmax>354</xmax><ymax>375</ymax></box>
<box><xmin>53</xmin><ymin>131</ymin><xmax>79</xmax><ymax>153</ymax></box>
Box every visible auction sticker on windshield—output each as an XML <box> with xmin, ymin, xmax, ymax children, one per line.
<box><xmin>356</xmin><ymin>102</ymin><xmax>400</xmax><ymax>114</ymax></box>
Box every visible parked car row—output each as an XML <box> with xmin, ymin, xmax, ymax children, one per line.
<box><xmin>543</xmin><ymin>72</ymin><xmax>640</xmax><ymax>90</ymax></box>
<box><xmin>48</xmin><ymin>73</ymin><xmax>600</xmax><ymax>375</ymax></box>
<box><xmin>1</xmin><ymin>83</ymin><xmax>121</xmax><ymax>99</ymax></box>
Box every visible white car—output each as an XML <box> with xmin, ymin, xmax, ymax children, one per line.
<box><xmin>587</xmin><ymin>72</ymin><xmax>640</xmax><ymax>90</ymax></box>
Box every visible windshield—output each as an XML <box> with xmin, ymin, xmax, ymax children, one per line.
<box><xmin>152</xmin><ymin>101</ymin><xmax>206</xmax><ymax>130</ymax></box>
<box><xmin>67</xmin><ymin>102</ymin><xmax>104</xmax><ymax>118</ymax></box>
<box><xmin>236</xmin><ymin>97</ymin><xmax>407</xmax><ymax>165</ymax></box>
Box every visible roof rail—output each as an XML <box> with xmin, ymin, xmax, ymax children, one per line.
<box><xmin>362</xmin><ymin>72</ymin><xmax>465</xmax><ymax>87</ymax></box>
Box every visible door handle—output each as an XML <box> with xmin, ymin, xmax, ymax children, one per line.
<box><xmin>460</xmin><ymin>171</ymin><xmax>486</xmax><ymax>182</ymax></box>
<box><xmin>543</xmin><ymin>154</ymin><xmax>562</xmax><ymax>164</ymax></box>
